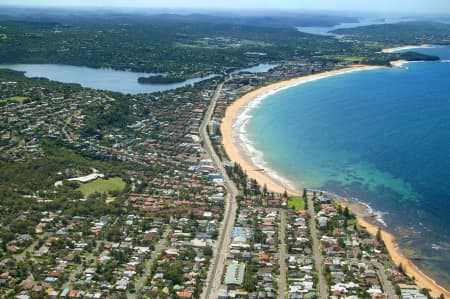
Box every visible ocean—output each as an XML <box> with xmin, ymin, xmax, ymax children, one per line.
<box><xmin>242</xmin><ymin>46</ymin><xmax>450</xmax><ymax>288</ymax></box>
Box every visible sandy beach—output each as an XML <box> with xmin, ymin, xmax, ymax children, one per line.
<box><xmin>220</xmin><ymin>65</ymin><xmax>450</xmax><ymax>297</ymax></box>
<box><xmin>390</xmin><ymin>59</ymin><xmax>408</xmax><ymax>68</ymax></box>
<box><xmin>221</xmin><ymin>65</ymin><xmax>381</xmax><ymax>196</ymax></box>
<box><xmin>382</xmin><ymin>44</ymin><xmax>433</xmax><ymax>53</ymax></box>
<box><xmin>335</xmin><ymin>199</ymin><xmax>450</xmax><ymax>298</ymax></box>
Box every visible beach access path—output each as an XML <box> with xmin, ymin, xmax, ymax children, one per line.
<box><xmin>200</xmin><ymin>80</ymin><xmax>240</xmax><ymax>299</ymax></box>
<box><xmin>307</xmin><ymin>193</ymin><xmax>328</xmax><ymax>299</ymax></box>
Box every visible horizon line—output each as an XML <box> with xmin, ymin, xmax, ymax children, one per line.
<box><xmin>1</xmin><ymin>4</ymin><xmax>450</xmax><ymax>16</ymax></box>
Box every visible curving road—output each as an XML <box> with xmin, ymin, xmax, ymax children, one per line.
<box><xmin>200</xmin><ymin>80</ymin><xmax>239</xmax><ymax>299</ymax></box>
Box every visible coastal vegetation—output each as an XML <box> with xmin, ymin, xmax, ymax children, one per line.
<box><xmin>1</xmin><ymin>16</ymin><xmax>449</xmax><ymax>78</ymax></box>
<box><xmin>6</xmin><ymin>15</ymin><xmax>450</xmax><ymax>77</ymax></box>
<box><xmin>399</xmin><ymin>51</ymin><xmax>440</xmax><ymax>61</ymax></box>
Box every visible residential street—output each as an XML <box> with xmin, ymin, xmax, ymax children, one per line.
<box><xmin>278</xmin><ymin>210</ymin><xmax>287</xmax><ymax>299</ymax></box>
<box><xmin>132</xmin><ymin>227</ymin><xmax>170</xmax><ymax>298</ymax></box>
<box><xmin>307</xmin><ymin>194</ymin><xmax>328</xmax><ymax>299</ymax></box>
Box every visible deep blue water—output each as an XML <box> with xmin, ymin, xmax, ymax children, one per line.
<box><xmin>246</xmin><ymin>46</ymin><xmax>450</xmax><ymax>287</ymax></box>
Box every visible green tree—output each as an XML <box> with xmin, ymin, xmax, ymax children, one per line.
<box><xmin>376</xmin><ymin>228</ymin><xmax>382</xmax><ymax>242</ymax></box>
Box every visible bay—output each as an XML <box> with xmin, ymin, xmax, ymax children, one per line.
<box><xmin>245</xmin><ymin>46</ymin><xmax>450</xmax><ymax>288</ymax></box>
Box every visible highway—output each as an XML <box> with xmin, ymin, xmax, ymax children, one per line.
<box><xmin>200</xmin><ymin>80</ymin><xmax>239</xmax><ymax>299</ymax></box>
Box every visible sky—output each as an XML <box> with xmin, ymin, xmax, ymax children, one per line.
<box><xmin>2</xmin><ymin>0</ymin><xmax>450</xmax><ymax>14</ymax></box>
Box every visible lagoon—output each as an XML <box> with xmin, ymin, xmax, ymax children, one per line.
<box><xmin>0</xmin><ymin>63</ymin><xmax>278</xmax><ymax>94</ymax></box>
<box><xmin>0</xmin><ymin>64</ymin><xmax>218</xmax><ymax>94</ymax></box>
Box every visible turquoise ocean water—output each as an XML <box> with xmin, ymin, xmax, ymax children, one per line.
<box><xmin>244</xmin><ymin>46</ymin><xmax>450</xmax><ymax>287</ymax></box>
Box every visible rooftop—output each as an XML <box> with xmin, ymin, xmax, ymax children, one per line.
<box><xmin>224</xmin><ymin>262</ymin><xmax>246</xmax><ymax>286</ymax></box>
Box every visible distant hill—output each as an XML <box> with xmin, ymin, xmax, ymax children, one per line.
<box><xmin>0</xmin><ymin>6</ymin><xmax>358</xmax><ymax>28</ymax></box>
<box><xmin>332</xmin><ymin>21</ymin><xmax>450</xmax><ymax>46</ymax></box>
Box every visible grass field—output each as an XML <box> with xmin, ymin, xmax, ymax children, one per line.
<box><xmin>323</xmin><ymin>55</ymin><xmax>365</xmax><ymax>62</ymax></box>
<box><xmin>77</xmin><ymin>177</ymin><xmax>126</xmax><ymax>196</ymax></box>
<box><xmin>0</xmin><ymin>96</ymin><xmax>28</xmax><ymax>104</ymax></box>
<box><xmin>288</xmin><ymin>196</ymin><xmax>306</xmax><ymax>210</ymax></box>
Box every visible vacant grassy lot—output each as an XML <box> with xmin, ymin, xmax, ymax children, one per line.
<box><xmin>78</xmin><ymin>177</ymin><xmax>125</xmax><ymax>196</ymax></box>
<box><xmin>0</xmin><ymin>96</ymin><xmax>28</xmax><ymax>104</ymax></box>
<box><xmin>288</xmin><ymin>196</ymin><xmax>306</xmax><ymax>210</ymax></box>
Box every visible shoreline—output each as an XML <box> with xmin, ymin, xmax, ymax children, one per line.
<box><xmin>220</xmin><ymin>65</ymin><xmax>449</xmax><ymax>297</ymax></box>
<box><xmin>381</xmin><ymin>44</ymin><xmax>434</xmax><ymax>53</ymax></box>
<box><xmin>390</xmin><ymin>59</ymin><xmax>409</xmax><ymax>68</ymax></box>
<box><xmin>221</xmin><ymin>65</ymin><xmax>382</xmax><ymax>196</ymax></box>
<box><xmin>334</xmin><ymin>198</ymin><xmax>450</xmax><ymax>298</ymax></box>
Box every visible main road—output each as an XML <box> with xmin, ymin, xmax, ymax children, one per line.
<box><xmin>372</xmin><ymin>260</ymin><xmax>398</xmax><ymax>299</ymax></box>
<box><xmin>200</xmin><ymin>80</ymin><xmax>239</xmax><ymax>299</ymax></box>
